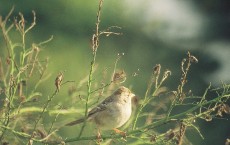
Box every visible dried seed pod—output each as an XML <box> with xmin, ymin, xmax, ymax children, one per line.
<box><xmin>55</xmin><ymin>72</ymin><xmax>64</xmax><ymax>92</ymax></box>
<box><xmin>190</xmin><ymin>55</ymin><xmax>198</xmax><ymax>63</ymax></box>
<box><xmin>112</xmin><ymin>70</ymin><xmax>126</xmax><ymax>84</ymax></box>
<box><xmin>150</xmin><ymin>135</ymin><xmax>156</xmax><ymax>143</ymax></box>
<box><xmin>165</xmin><ymin>129</ymin><xmax>175</xmax><ymax>141</ymax></box>
<box><xmin>153</xmin><ymin>64</ymin><xmax>161</xmax><ymax>75</ymax></box>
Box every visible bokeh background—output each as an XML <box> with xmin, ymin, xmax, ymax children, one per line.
<box><xmin>0</xmin><ymin>0</ymin><xmax>230</xmax><ymax>144</ymax></box>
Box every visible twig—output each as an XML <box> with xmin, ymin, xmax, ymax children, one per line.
<box><xmin>78</xmin><ymin>0</ymin><xmax>104</xmax><ymax>138</ymax></box>
<box><xmin>0</xmin><ymin>79</ymin><xmax>229</xmax><ymax>145</ymax></box>
<box><xmin>27</xmin><ymin>72</ymin><xmax>63</xmax><ymax>144</ymax></box>
<box><xmin>132</xmin><ymin>65</ymin><xmax>171</xmax><ymax>130</ymax></box>
<box><xmin>27</xmin><ymin>89</ymin><xmax>59</xmax><ymax>144</ymax></box>
<box><xmin>166</xmin><ymin>52</ymin><xmax>198</xmax><ymax>120</ymax></box>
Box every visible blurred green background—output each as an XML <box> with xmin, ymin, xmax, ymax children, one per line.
<box><xmin>0</xmin><ymin>0</ymin><xmax>230</xmax><ymax>145</ymax></box>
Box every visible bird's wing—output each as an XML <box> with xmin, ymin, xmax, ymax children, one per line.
<box><xmin>88</xmin><ymin>95</ymin><xmax>114</xmax><ymax>117</ymax></box>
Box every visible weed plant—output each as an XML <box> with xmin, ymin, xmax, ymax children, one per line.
<box><xmin>0</xmin><ymin>1</ymin><xmax>229</xmax><ymax>145</ymax></box>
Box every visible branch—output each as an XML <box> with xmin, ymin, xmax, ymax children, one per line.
<box><xmin>1</xmin><ymin>89</ymin><xmax>226</xmax><ymax>144</ymax></box>
<box><xmin>78</xmin><ymin>0</ymin><xmax>104</xmax><ymax>138</ymax></box>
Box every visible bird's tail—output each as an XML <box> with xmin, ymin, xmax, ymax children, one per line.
<box><xmin>65</xmin><ymin>118</ymin><xmax>85</xmax><ymax>126</ymax></box>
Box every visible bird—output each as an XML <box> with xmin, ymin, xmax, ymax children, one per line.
<box><xmin>65</xmin><ymin>86</ymin><xmax>136</xmax><ymax>136</ymax></box>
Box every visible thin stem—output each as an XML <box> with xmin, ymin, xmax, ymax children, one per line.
<box><xmin>132</xmin><ymin>72</ymin><xmax>155</xmax><ymax>130</ymax></box>
<box><xmin>2</xmin><ymin>91</ymin><xmax>225</xmax><ymax>144</ymax></box>
<box><xmin>78</xmin><ymin>0</ymin><xmax>104</xmax><ymax>138</ymax></box>
<box><xmin>27</xmin><ymin>89</ymin><xmax>59</xmax><ymax>144</ymax></box>
<box><xmin>132</xmin><ymin>67</ymin><xmax>169</xmax><ymax>130</ymax></box>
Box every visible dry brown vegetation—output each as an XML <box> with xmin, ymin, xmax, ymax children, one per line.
<box><xmin>0</xmin><ymin>1</ymin><xmax>229</xmax><ymax>145</ymax></box>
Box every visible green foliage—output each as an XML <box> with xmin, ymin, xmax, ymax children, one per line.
<box><xmin>0</xmin><ymin>1</ymin><xmax>229</xmax><ymax>145</ymax></box>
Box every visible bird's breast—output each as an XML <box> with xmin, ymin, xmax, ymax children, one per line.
<box><xmin>94</xmin><ymin>101</ymin><xmax>132</xmax><ymax>130</ymax></box>
<box><xmin>111</xmin><ymin>102</ymin><xmax>132</xmax><ymax>128</ymax></box>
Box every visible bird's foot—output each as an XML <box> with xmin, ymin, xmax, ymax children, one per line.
<box><xmin>96</xmin><ymin>130</ymin><xmax>103</xmax><ymax>143</ymax></box>
<box><xmin>113</xmin><ymin>128</ymin><xmax>127</xmax><ymax>138</ymax></box>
